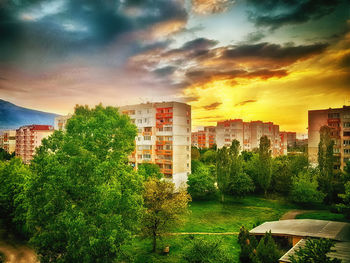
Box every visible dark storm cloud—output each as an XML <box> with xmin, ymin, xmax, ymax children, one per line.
<box><xmin>221</xmin><ymin>42</ymin><xmax>329</xmax><ymax>63</ymax></box>
<box><xmin>203</xmin><ymin>102</ymin><xmax>222</xmax><ymax>110</ymax></box>
<box><xmin>165</xmin><ymin>37</ymin><xmax>218</xmax><ymax>57</ymax></box>
<box><xmin>185</xmin><ymin>68</ymin><xmax>288</xmax><ymax>83</ymax></box>
<box><xmin>0</xmin><ymin>0</ymin><xmax>187</xmax><ymax>63</ymax></box>
<box><xmin>247</xmin><ymin>0</ymin><xmax>341</xmax><ymax>30</ymax></box>
<box><xmin>244</xmin><ymin>31</ymin><xmax>265</xmax><ymax>43</ymax></box>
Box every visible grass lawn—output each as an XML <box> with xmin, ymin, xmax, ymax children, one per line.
<box><xmin>129</xmin><ymin>195</ymin><xmax>298</xmax><ymax>262</ymax></box>
<box><xmin>295</xmin><ymin>211</ymin><xmax>349</xmax><ymax>222</ymax></box>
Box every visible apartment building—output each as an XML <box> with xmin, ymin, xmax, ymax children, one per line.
<box><xmin>54</xmin><ymin>114</ymin><xmax>72</xmax><ymax>131</ymax></box>
<box><xmin>0</xmin><ymin>130</ymin><xmax>16</xmax><ymax>153</ymax></box>
<box><xmin>216</xmin><ymin>119</ymin><xmax>285</xmax><ymax>156</ymax></box>
<box><xmin>191</xmin><ymin>126</ymin><xmax>216</xmax><ymax>149</ymax></box>
<box><xmin>120</xmin><ymin>102</ymin><xmax>191</xmax><ymax>188</ymax></box>
<box><xmin>280</xmin><ymin>131</ymin><xmax>297</xmax><ymax>148</ymax></box>
<box><xmin>16</xmin><ymin>125</ymin><xmax>54</xmax><ymax>164</ymax></box>
<box><xmin>308</xmin><ymin>106</ymin><xmax>350</xmax><ymax>170</ymax></box>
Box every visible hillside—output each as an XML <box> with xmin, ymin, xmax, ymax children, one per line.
<box><xmin>0</xmin><ymin>99</ymin><xmax>58</xmax><ymax>130</ymax></box>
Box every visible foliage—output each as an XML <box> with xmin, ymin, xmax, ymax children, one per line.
<box><xmin>288</xmin><ymin>154</ymin><xmax>309</xmax><ymax>176</ymax></box>
<box><xmin>216</xmin><ymin>146</ymin><xmax>231</xmax><ymax>202</ymax></box>
<box><xmin>338</xmin><ymin>181</ymin><xmax>350</xmax><ymax>218</ymax></box>
<box><xmin>290</xmin><ymin>169</ymin><xmax>325</xmax><ymax>205</ymax></box>
<box><xmin>272</xmin><ymin>158</ymin><xmax>293</xmax><ymax>195</ymax></box>
<box><xmin>138</xmin><ymin>163</ymin><xmax>163</xmax><ymax>180</ymax></box>
<box><xmin>241</xmin><ymin>151</ymin><xmax>253</xmax><ymax>162</ymax></box>
<box><xmin>238</xmin><ymin>226</ymin><xmax>259</xmax><ymax>263</ymax></box>
<box><xmin>290</xmin><ymin>238</ymin><xmax>341</xmax><ymax>263</ymax></box>
<box><xmin>142</xmin><ymin>178</ymin><xmax>191</xmax><ymax>252</ymax></box>
<box><xmin>183</xmin><ymin>237</ymin><xmax>232</xmax><ymax>263</ymax></box>
<box><xmin>243</xmin><ymin>153</ymin><xmax>260</xmax><ymax>190</ymax></box>
<box><xmin>318</xmin><ymin>125</ymin><xmax>334</xmax><ymax>178</ymax></box>
<box><xmin>256</xmin><ymin>231</ymin><xmax>281</xmax><ymax>263</ymax></box>
<box><xmin>191</xmin><ymin>147</ymin><xmax>200</xmax><ymax>160</ymax></box>
<box><xmin>200</xmin><ymin>149</ymin><xmax>217</xmax><ymax>164</ymax></box>
<box><xmin>25</xmin><ymin>104</ymin><xmax>143</xmax><ymax>263</ymax></box>
<box><xmin>187</xmin><ymin>163</ymin><xmax>217</xmax><ymax>200</ymax></box>
<box><xmin>0</xmin><ymin>158</ymin><xmax>30</xmax><ymax>237</ymax></box>
<box><xmin>257</xmin><ymin>136</ymin><xmax>272</xmax><ymax>196</ymax></box>
<box><xmin>0</xmin><ymin>148</ymin><xmax>15</xmax><ymax>161</ymax></box>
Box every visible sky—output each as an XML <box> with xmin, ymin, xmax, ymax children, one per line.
<box><xmin>0</xmin><ymin>0</ymin><xmax>350</xmax><ymax>133</ymax></box>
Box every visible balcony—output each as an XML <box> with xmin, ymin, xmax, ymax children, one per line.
<box><xmin>161</xmin><ymin>168</ymin><xmax>173</xmax><ymax>175</ymax></box>
<box><xmin>155</xmin><ymin>149</ymin><xmax>172</xmax><ymax>155</ymax></box>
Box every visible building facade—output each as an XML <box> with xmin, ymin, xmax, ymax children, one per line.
<box><xmin>0</xmin><ymin>130</ymin><xmax>16</xmax><ymax>153</ymax></box>
<box><xmin>191</xmin><ymin>126</ymin><xmax>216</xmax><ymax>149</ymax></box>
<box><xmin>308</xmin><ymin>106</ymin><xmax>350</xmax><ymax>170</ymax></box>
<box><xmin>216</xmin><ymin>119</ymin><xmax>285</xmax><ymax>156</ymax></box>
<box><xmin>54</xmin><ymin>114</ymin><xmax>72</xmax><ymax>131</ymax></box>
<box><xmin>120</xmin><ymin>102</ymin><xmax>191</xmax><ymax>188</ymax></box>
<box><xmin>280</xmin><ymin>131</ymin><xmax>297</xmax><ymax>148</ymax></box>
<box><xmin>15</xmin><ymin>125</ymin><xmax>54</xmax><ymax>164</ymax></box>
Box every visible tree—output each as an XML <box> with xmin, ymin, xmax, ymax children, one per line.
<box><xmin>200</xmin><ymin>149</ymin><xmax>217</xmax><ymax>164</ymax></box>
<box><xmin>0</xmin><ymin>158</ymin><xmax>30</xmax><ymax>237</ymax></box>
<box><xmin>289</xmin><ymin>154</ymin><xmax>309</xmax><ymax>177</ymax></box>
<box><xmin>183</xmin><ymin>237</ymin><xmax>232</xmax><ymax>263</ymax></box>
<box><xmin>238</xmin><ymin>226</ymin><xmax>259</xmax><ymax>263</ymax></box>
<box><xmin>216</xmin><ymin>146</ymin><xmax>231</xmax><ymax>202</ymax></box>
<box><xmin>272</xmin><ymin>158</ymin><xmax>293</xmax><ymax>195</ymax></box>
<box><xmin>142</xmin><ymin>178</ymin><xmax>191</xmax><ymax>252</ymax></box>
<box><xmin>0</xmin><ymin>148</ymin><xmax>15</xmax><ymax>161</ymax></box>
<box><xmin>318</xmin><ymin>125</ymin><xmax>334</xmax><ymax>178</ymax></box>
<box><xmin>256</xmin><ymin>231</ymin><xmax>281</xmax><ymax>263</ymax></box>
<box><xmin>25</xmin><ymin>105</ymin><xmax>143</xmax><ymax>263</ymax></box>
<box><xmin>257</xmin><ymin>136</ymin><xmax>272</xmax><ymax>196</ymax></box>
<box><xmin>290</xmin><ymin>169</ymin><xmax>325</xmax><ymax>205</ymax></box>
<box><xmin>191</xmin><ymin>147</ymin><xmax>200</xmax><ymax>160</ymax></box>
<box><xmin>290</xmin><ymin>238</ymin><xmax>341</xmax><ymax>263</ymax></box>
<box><xmin>187</xmin><ymin>163</ymin><xmax>217</xmax><ymax>200</ymax></box>
<box><xmin>138</xmin><ymin>163</ymin><xmax>162</xmax><ymax>180</ymax></box>
<box><xmin>338</xmin><ymin>181</ymin><xmax>350</xmax><ymax>219</ymax></box>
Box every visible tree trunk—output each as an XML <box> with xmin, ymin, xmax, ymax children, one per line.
<box><xmin>152</xmin><ymin>233</ymin><xmax>157</xmax><ymax>253</ymax></box>
<box><xmin>221</xmin><ymin>193</ymin><xmax>225</xmax><ymax>203</ymax></box>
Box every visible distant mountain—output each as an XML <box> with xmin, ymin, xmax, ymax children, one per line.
<box><xmin>0</xmin><ymin>99</ymin><xmax>58</xmax><ymax>130</ymax></box>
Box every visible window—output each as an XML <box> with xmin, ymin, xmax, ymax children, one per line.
<box><xmin>137</xmin><ymin>128</ymin><xmax>142</xmax><ymax>133</ymax></box>
<box><xmin>334</xmin><ymin>148</ymin><xmax>340</xmax><ymax>154</ymax></box>
<box><xmin>143</xmin><ymin>154</ymin><xmax>151</xmax><ymax>159</ymax></box>
<box><xmin>187</xmin><ymin>119</ymin><xmax>190</xmax><ymax>124</ymax></box>
<box><xmin>144</xmin><ymin>136</ymin><xmax>151</xmax><ymax>140</ymax></box>
<box><xmin>138</xmin><ymin>154</ymin><xmax>142</xmax><ymax>159</ymax></box>
<box><xmin>187</xmin><ymin>128</ymin><xmax>190</xmax><ymax>132</ymax></box>
<box><xmin>165</xmin><ymin>144</ymin><xmax>172</xmax><ymax>150</ymax></box>
<box><xmin>187</xmin><ymin>163</ymin><xmax>189</xmax><ymax>168</ymax></box>
<box><xmin>187</xmin><ymin>137</ymin><xmax>189</xmax><ymax>142</ymax></box>
<box><xmin>344</xmin><ymin>140</ymin><xmax>350</xmax><ymax>146</ymax></box>
<box><xmin>144</xmin><ymin>145</ymin><xmax>152</xmax><ymax>150</ymax></box>
<box><xmin>137</xmin><ymin>137</ymin><xmax>141</xmax><ymax>141</ymax></box>
<box><xmin>164</xmin><ymin>127</ymin><xmax>172</xmax><ymax>132</ymax></box>
<box><xmin>144</xmin><ymin>118</ymin><xmax>148</xmax><ymax>123</ymax></box>
<box><xmin>344</xmin><ymin>131</ymin><xmax>350</xmax><ymax>137</ymax></box>
<box><xmin>186</xmin><ymin>146</ymin><xmax>189</xmax><ymax>151</ymax></box>
<box><xmin>344</xmin><ymin>122</ymin><xmax>350</xmax><ymax>128</ymax></box>
<box><xmin>137</xmin><ymin>145</ymin><xmax>142</xmax><ymax>150</ymax></box>
<box><xmin>328</xmin><ymin>113</ymin><xmax>340</xmax><ymax>118</ymax></box>
<box><xmin>137</xmin><ymin>119</ymin><xmax>142</xmax><ymax>124</ymax></box>
<box><xmin>344</xmin><ymin>149</ymin><xmax>350</xmax><ymax>154</ymax></box>
<box><xmin>138</xmin><ymin>110</ymin><xmax>141</xmax><ymax>115</ymax></box>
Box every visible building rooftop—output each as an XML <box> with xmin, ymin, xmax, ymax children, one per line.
<box><xmin>279</xmin><ymin>239</ymin><xmax>350</xmax><ymax>263</ymax></box>
<box><xmin>249</xmin><ymin>219</ymin><xmax>350</xmax><ymax>242</ymax></box>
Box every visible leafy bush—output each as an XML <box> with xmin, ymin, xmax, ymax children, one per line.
<box><xmin>187</xmin><ymin>163</ymin><xmax>217</xmax><ymax>200</ymax></box>
<box><xmin>290</xmin><ymin>170</ymin><xmax>325</xmax><ymax>205</ymax></box>
<box><xmin>183</xmin><ymin>237</ymin><xmax>232</xmax><ymax>263</ymax></box>
<box><xmin>256</xmin><ymin>231</ymin><xmax>281</xmax><ymax>263</ymax></box>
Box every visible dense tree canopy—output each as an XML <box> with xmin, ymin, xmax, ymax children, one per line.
<box><xmin>25</xmin><ymin>104</ymin><xmax>143</xmax><ymax>263</ymax></box>
<box><xmin>257</xmin><ymin>136</ymin><xmax>272</xmax><ymax>196</ymax></box>
<box><xmin>142</xmin><ymin>178</ymin><xmax>191</xmax><ymax>252</ymax></box>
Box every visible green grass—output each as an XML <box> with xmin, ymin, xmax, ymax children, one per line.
<box><xmin>295</xmin><ymin>211</ymin><xmax>349</xmax><ymax>222</ymax></box>
<box><xmin>129</xmin><ymin>235</ymin><xmax>239</xmax><ymax>263</ymax></box>
<box><xmin>175</xmin><ymin>195</ymin><xmax>297</xmax><ymax>233</ymax></box>
<box><xmin>127</xmin><ymin>195</ymin><xmax>298</xmax><ymax>262</ymax></box>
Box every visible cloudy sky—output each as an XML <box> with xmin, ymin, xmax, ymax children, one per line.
<box><xmin>1</xmin><ymin>0</ymin><xmax>349</xmax><ymax>132</ymax></box>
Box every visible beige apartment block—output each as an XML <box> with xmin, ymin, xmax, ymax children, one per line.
<box><xmin>191</xmin><ymin>126</ymin><xmax>216</xmax><ymax>149</ymax></box>
<box><xmin>216</xmin><ymin>119</ymin><xmax>285</xmax><ymax>156</ymax></box>
<box><xmin>120</xmin><ymin>102</ymin><xmax>191</xmax><ymax>188</ymax></box>
<box><xmin>0</xmin><ymin>130</ymin><xmax>16</xmax><ymax>153</ymax></box>
<box><xmin>54</xmin><ymin>114</ymin><xmax>72</xmax><ymax>131</ymax></box>
<box><xmin>16</xmin><ymin>125</ymin><xmax>54</xmax><ymax>164</ymax></box>
<box><xmin>308</xmin><ymin>106</ymin><xmax>350</xmax><ymax>170</ymax></box>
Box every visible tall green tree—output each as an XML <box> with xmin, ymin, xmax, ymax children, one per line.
<box><xmin>25</xmin><ymin>105</ymin><xmax>143</xmax><ymax>263</ymax></box>
<box><xmin>258</xmin><ymin>136</ymin><xmax>272</xmax><ymax>196</ymax></box>
<box><xmin>256</xmin><ymin>231</ymin><xmax>281</xmax><ymax>263</ymax></box>
<box><xmin>272</xmin><ymin>158</ymin><xmax>293</xmax><ymax>195</ymax></box>
<box><xmin>216</xmin><ymin>146</ymin><xmax>231</xmax><ymax>202</ymax></box>
<box><xmin>141</xmin><ymin>178</ymin><xmax>191</xmax><ymax>252</ymax></box>
<box><xmin>138</xmin><ymin>163</ymin><xmax>162</xmax><ymax>180</ymax></box>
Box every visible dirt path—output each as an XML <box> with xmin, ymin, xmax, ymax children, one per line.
<box><xmin>0</xmin><ymin>241</ymin><xmax>38</xmax><ymax>263</ymax></box>
<box><xmin>280</xmin><ymin>210</ymin><xmax>314</xmax><ymax>220</ymax></box>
